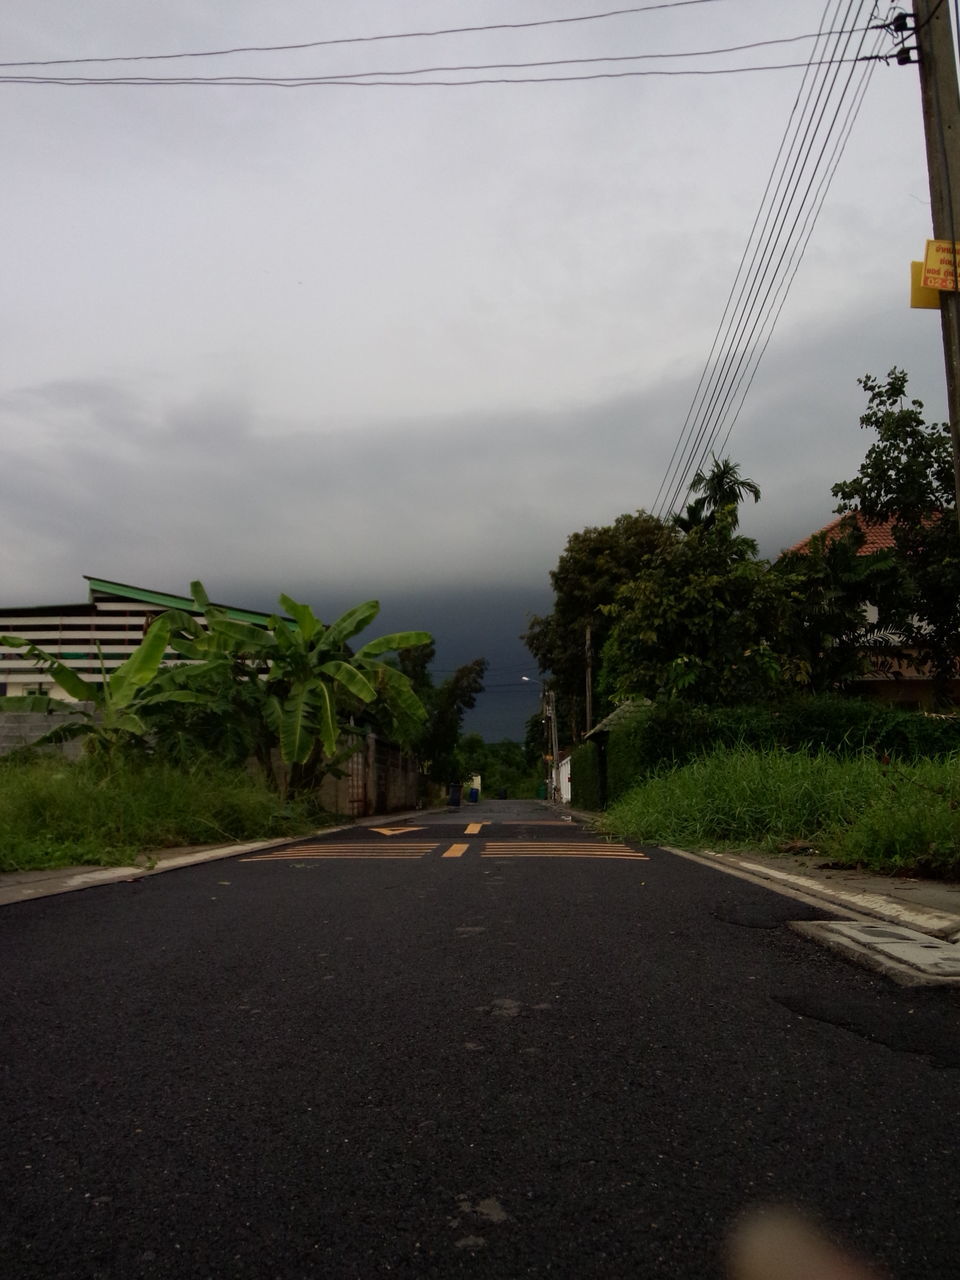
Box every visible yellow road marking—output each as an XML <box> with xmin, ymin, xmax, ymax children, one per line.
<box><xmin>370</xmin><ymin>826</ymin><xmax>424</xmax><ymax>835</ymax></box>
<box><xmin>486</xmin><ymin>850</ymin><xmax>646</xmax><ymax>858</ymax></box>
<box><xmin>442</xmin><ymin>843</ymin><xmax>469</xmax><ymax>858</ymax></box>
<box><xmin>242</xmin><ymin>844</ymin><xmax>435</xmax><ymax>861</ymax></box>
<box><xmin>464</xmin><ymin>823</ymin><xmax>484</xmax><ymax>835</ymax></box>
<box><xmin>481</xmin><ymin>843</ymin><xmax>648</xmax><ymax>859</ymax></box>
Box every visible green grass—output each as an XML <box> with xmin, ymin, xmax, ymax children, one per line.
<box><xmin>602</xmin><ymin>746</ymin><xmax>960</xmax><ymax>877</ymax></box>
<box><xmin>0</xmin><ymin>754</ymin><xmax>328</xmax><ymax>873</ymax></box>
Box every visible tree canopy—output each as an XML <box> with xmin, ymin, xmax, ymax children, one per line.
<box><xmin>832</xmin><ymin>369</ymin><xmax>960</xmax><ymax>694</ymax></box>
<box><xmin>523</xmin><ymin>510</ymin><xmax>670</xmax><ymax>736</ymax></box>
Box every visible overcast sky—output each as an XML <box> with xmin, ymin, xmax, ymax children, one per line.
<box><xmin>0</xmin><ymin>1</ymin><xmax>951</xmax><ymax>736</ymax></box>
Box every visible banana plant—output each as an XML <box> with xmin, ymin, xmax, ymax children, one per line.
<box><xmin>0</xmin><ymin>617</ymin><xmax>187</xmax><ymax>755</ymax></box>
<box><xmin>156</xmin><ymin>583</ymin><xmax>431</xmax><ymax>795</ymax></box>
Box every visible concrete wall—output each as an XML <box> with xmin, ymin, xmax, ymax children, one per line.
<box><xmin>0</xmin><ymin>705</ymin><xmax>91</xmax><ymax>759</ymax></box>
<box><xmin>0</xmin><ymin>711</ymin><xmax>420</xmax><ymax>817</ymax></box>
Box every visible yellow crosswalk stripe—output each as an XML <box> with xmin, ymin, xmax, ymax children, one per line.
<box><xmin>464</xmin><ymin>823</ymin><xmax>484</xmax><ymax>835</ymax></box>
<box><xmin>442</xmin><ymin>843</ymin><xmax>469</xmax><ymax>858</ymax></box>
<box><xmin>242</xmin><ymin>844</ymin><xmax>435</xmax><ymax>861</ymax></box>
<box><xmin>482</xmin><ymin>843</ymin><xmax>647</xmax><ymax>859</ymax></box>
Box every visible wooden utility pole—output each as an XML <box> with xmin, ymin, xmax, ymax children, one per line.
<box><xmin>584</xmin><ymin>623</ymin><xmax>593</xmax><ymax>736</ymax></box>
<box><xmin>913</xmin><ymin>0</ymin><xmax>960</xmax><ymax>523</ymax></box>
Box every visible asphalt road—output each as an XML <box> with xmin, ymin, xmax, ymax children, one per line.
<box><xmin>2</xmin><ymin>799</ymin><xmax>958</xmax><ymax>1279</ymax></box>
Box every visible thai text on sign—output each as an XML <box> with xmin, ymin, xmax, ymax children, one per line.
<box><xmin>922</xmin><ymin>240</ymin><xmax>960</xmax><ymax>291</ymax></box>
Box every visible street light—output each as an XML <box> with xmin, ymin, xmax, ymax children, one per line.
<box><xmin>521</xmin><ymin>677</ymin><xmax>560</xmax><ymax>801</ymax></box>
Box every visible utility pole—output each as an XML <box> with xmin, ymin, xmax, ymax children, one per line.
<box><xmin>912</xmin><ymin>0</ymin><xmax>960</xmax><ymax>524</ymax></box>
<box><xmin>584</xmin><ymin>623</ymin><xmax>593</xmax><ymax>736</ymax></box>
<box><xmin>546</xmin><ymin>689</ymin><xmax>560</xmax><ymax>801</ymax></box>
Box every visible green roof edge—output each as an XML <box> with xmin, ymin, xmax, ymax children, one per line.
<box><xmin>83</xmin><ymin>577</ymin><xmax>278</xmax><ymax>626</ymax></box>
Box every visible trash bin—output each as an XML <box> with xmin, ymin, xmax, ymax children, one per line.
<box><xmin>468</xmin><ymin>787</ymin><xmax>479</xmax><ymax>803</ymax></box>
<box><xmin>536</xmin><ymin>782</ymin><xmax>547</xmax><ymax>799</ymax></box>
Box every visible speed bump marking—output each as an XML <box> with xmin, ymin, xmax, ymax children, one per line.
<box><xmin>242</xmin><ymin>844</ymin><xmax>435</xmax><ymax>861</ymax></box>
<box><xmin>482</xmin><ymin>843</ymin><xmax>647</xmax><ymax>860</ymax></box>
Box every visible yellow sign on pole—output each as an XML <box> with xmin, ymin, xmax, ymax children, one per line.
<box><xmin>911</xmin><ymin>260</ymin><xmax>941</xmax><ymax>309</ymax></box>
<box><xmin>922</xmin><ymin>239</ymin><xmax>960</xmax><ymax>290</ymax></box>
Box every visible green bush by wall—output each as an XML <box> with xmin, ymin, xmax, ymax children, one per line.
<box><xmin>601</xmin><ymin>696</ymin><xmax>960</xmax><ymax>805</ymax></box>
<box><xmin>570</xmin><ymin>741</ymin><xmax>603</xmax><ymax>810</ymax></box>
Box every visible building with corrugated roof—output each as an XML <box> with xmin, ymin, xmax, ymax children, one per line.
<box><xmin>0</xmin><ymin>575</ymin><xmax>273</xmax><ymax>699</ymax></box>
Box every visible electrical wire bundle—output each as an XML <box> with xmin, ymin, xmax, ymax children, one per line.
<box><xmin>0</xmin><ymin>1</ymin><xmax>880</xmax><ymax>87</ymax></box>
<box><xmin>651</xmin><ymin>0</ymin><xmax>898</xmax><ymax>522</ymax></box>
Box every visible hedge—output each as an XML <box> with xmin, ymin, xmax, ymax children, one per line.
<box><xmin>570</xmin><ymin>740</ymin><xmax>603</xmax><ymax>810</ymax></box>
<box><xmin>601</xmin><ymin>695</ymin><xmax>960</xmax><ymax>805</ymax></box>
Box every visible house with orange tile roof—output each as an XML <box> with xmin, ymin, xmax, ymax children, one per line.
<box><xmin>785</xmin><ymin>513</ymin><xmax>898</xmax><ymax>557</ymax></box>
<box><xmin>784</xmin><ymin>511</ymin><xmax>958</xmax><ymax>709</ymax></box>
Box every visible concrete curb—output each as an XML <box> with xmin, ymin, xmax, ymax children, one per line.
<box><xmin>659</xmin><ymin>844</ymin><xmax>960</xmax><ymax>987</ymax></box>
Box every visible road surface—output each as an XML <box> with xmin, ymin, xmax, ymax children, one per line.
<box><xmin>1</xmin><ymin>799</ymin><xmax>957</xmax><ymax>1278</ymax></box>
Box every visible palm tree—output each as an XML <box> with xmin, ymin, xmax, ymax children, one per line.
<box><xmin>676</xmin><ymin>455</ymin><xmax>761</xmax><ymax>531</ymax></box>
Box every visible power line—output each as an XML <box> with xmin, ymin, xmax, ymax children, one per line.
<box><xmin>0</xmin><ymin>31</ymin><xmax>871</xmax><ymax>82</ymax></box>
<box><xmin>666</xmin><ymin>1</ymin><xmax>876</xmax><ymax>508</ymax></box>
<box><xmin>0</xmin><ymin>1</ymin><xmax>730</xmax><ymax>68</ymax></box>
<box><xmin>0</xmin><ymin>57</ymin><xmax>882</xmax><ymax>89</ymax></box>
<box><xmin>654</xmin><ymin>0</ymin><xmax>859</xmax><ymax>516</ymax></box>
<box><xmin>653</xmin><ymin>0</ymin><xmax>858</xmax><ymax>515</ymax></box>
<box><xmin>651</xmin><ymin>0</ymin><xmax>891</xmax><ymax>521</ymax></box>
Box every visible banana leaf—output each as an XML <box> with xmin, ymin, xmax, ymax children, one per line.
<box><xmin>277</xmin><ymin>595</ymin><xmax>320</xmax><ymax>642</ymax></box>
<box><xmin>317</xmin><ymin>660</ymin><xmax>377</xmax><ymax>703</ymax></box>
<box><xmin>107</xmin><ymin>621</ymin><xmax>172</xmax><ymax>705</ymax></box>
<box><xmin>355</xmin><ymin>630</ymin><xmax>432</xmax><ymax>658</ymax></box>
<box><xmin>325</xmin><ymin>601</ymin><xmax>381</xmax><ymax>646</ymax></box>
<box><xmin>276</xmin><ymin>684</ymin><xmax>314</xmax><ymax>764</ymax></box>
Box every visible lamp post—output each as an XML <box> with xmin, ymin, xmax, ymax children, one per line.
<box><xmin>522</xmin><ymin>676</ymin><xmax>560</xmax><ymax>801</ymax></box>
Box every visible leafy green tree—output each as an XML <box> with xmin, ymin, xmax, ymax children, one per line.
<box><xmin>524</xmin><ymin>511</ymin><xmax>670</xmax><ymax>736</ymax></box>
<box><xmin>457</xmin><ymin>734</ymin><xmax>539</xmax><ymax>796</ymax></box>
<box><xmin>832</xmin><ymin>369</ymin><xmax>960</xmax><ymax>697</ymax></box>
<box><xmin>601</xmin><ymin>509</ymin><xmax>790</xmax><ymax>706</ymax></box>
<box><xmin>392</xmin><ymin>642</ymin><xmax>488</xmax><ymax>785</ymax></box>
<box><xmin>773</xmin><ymin>518</ymin><xmax>903</xmax><ymax>694</ymax></box>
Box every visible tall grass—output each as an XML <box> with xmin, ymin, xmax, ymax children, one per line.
<box><xmin>0</xmin><ymin>754</ymin><xmax>326</xmax><ymax>873</ymax></box>
<box><xmin>602</xmin><ymin>746</ymin><xmax>960</xmax><ymax>876</ymax></box>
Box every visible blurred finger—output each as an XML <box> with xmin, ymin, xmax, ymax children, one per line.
<box><xmin>727</xmin><ymin>1207</ymin><xmax>882</xmax><ymax>1280</ymax></box>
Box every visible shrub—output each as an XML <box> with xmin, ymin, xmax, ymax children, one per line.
<box><xmin>601</xmin><ymin>745</ymin><xmax>960</xmax><ymax>876</ymax></box>
<box><xmin>0</xmin><ymin>754</ymin><xmax>325</xmax><ymax>873</ymax></box>
<box><xmin>600</xmin><ymin>695</ymin><xmax>960</xmax><ymax>803</ymax></box>
<box><xmin>603</xmin><ymin>746</ymin><xmax>871</xmax><ymax>850</ymax></box>
<box><xmin>570</xmin><ymin>741</ymin><xmax>603</xmax><ymax>810</ymax></box>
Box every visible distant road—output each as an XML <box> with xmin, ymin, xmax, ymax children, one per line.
<box><xmin>1</xmin><ymin>799</ymin><xmax>957</xmax><ymax>1278</ymax></box>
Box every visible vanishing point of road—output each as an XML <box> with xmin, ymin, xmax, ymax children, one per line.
<box><xmin>1</xmin><ymin>798</ymin><xmax>957</xmax><ymax>1278</ymax></box>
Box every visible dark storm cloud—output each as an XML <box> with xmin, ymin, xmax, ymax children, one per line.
<box><xmin>1</xmin><ymin>275</ymin><xmax>949</xmax><ymax>612</ymax></box>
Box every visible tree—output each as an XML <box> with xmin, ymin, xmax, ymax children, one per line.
<box><xmin>773</xmin><ymin>518</ymin><xmax>903</xmax><ymax>694</ymax></box>
<box><xmin>601</xmin><ymin>509</ymin><xmax>790</xmax><ymax>706</ymax></box>
<box><xmin>673</xmin><ymin>455</ymin><xmax>761</xmax><ymax>532</ymax></box>
<box><xmin>457</xmin><ymin>735</ymin><xmax>537</xmax><ymax>796</ymax></box>
<box><xmin>524</xmin><ymin>511</ymin><xmax>670</xmax><ymax>736</ymax></box>
<box><xmin>832</xmin><ymin>369</ymin><xmax>960</xmax><ymax>697</ymax></box>
<box><xmin>393</xmin><ymin>642</ymin><xmax>488</xmax><ymax>785</ymax></box>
